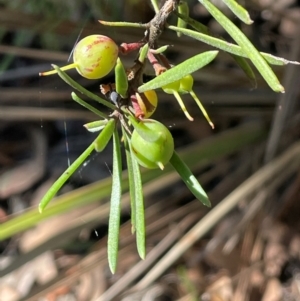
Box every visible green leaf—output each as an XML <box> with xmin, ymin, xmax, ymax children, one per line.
<box><xmin>71</xmin><ymin>92</ymin><xmax>108</xmax><ymax>119</ymax></box>
<box><xmin>173</xmin><ymin>14</ymin><xmax>256</xmax><ymax>87</ymax></box>
<box><xmin>94</xmin><ymin>119</ymin><xmax>116</xmax><ymax>152</ymax></box>
<box><xmin>138</xmin><ymin>43</ymin><xmax>149</xmax><ymax>63</ymax></box>
<box><xmin>107</xmin><ymin>130</ymin><xmax>123</xmax><ymax>273</ymax></box>
<box><xmin>198</xmin><ymin>0</ymin><xmax>284</xmax><ymax>93</ymax></box>
<box><xmin>123</xmin><ymin>129</ymin><xmax>136</xmax><ymax>233</ymax></box>
<box><xmin>221</xmin><ymin>0</ymin><xmax>253</xmax><ymax>24</ymax></box>
<box><xmin>169</xmin><ymin>151</ymin><xmax>211</xmax><ymax>207</ymax></box>
<box><xmin>115</xmin><ymin>58</ymin><xmax>128</xmax><ymax>98</ymax></box>
<box><xmin>83</xmin><ymin>120</ymin><xmax>108</xmax><ymax>133</ymax></box>
<box><xmin>170</xmin><ymin>24</ymin><xmax>299</xmax><ymax>66</ymax></box>
<box><xmin>39</xmin><ymin>135</ymin><xmax>96</xmax><ymax>212</ymax></box>
<box><xmin>51</xmin><ymin>65</ymin><xmax>116</xmax><ymax>110</ymax></box>
<box><xmin>175</xmin><ymin>11</ymin><xmax>209</xmax><ymax>34</ymax></box>
<box><xmin>177</xmin><ymin>1</ymin><xmax>189</xmax><ymax>37</ymax></box>
<box><xmin>127</xmin><ymin>132</ymin><xmax>146</xmax><ymax>259</ymax></box>
<box><xmin>138</xmin><ymin>51</ymin><xmax>219</xmax><ymax>93</ymax></box>
<box><xmin>2</xmin><ymin>123</ymin><xmax>265</xmax><ymax>241</ymax></box>
<box><xmin>232</xmin><ymin>55</ymin><xmax>256</xmax><ymax>89</ymax></box>
<box><xmin>99</xmin><ymin>20</ymin><xmax>147</xmax><ymax>28</ymax></box>
<box><xmin>150</xmin><ymin>0</ymin><xmax>159</xmax><ymax>13</ymax></box>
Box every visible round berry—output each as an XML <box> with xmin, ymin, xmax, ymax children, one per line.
<box><xmin>40</xmin><ymin>35</ymin><xmax>119</xmax><ymax>79</ymax></box>
<box><xmin>136</xmin><ymin>90</ymin><xmax>158</xmax><ymax>118</ymax></box>
<box><xmin>73</xmin><ymin>35</ymin><xmax>119</xmax><ymax>79</ymax></box>
<box><xmin>131</xmin><ymin>120</ymin><xmax>174</xmax><ymax>170</ymax></box>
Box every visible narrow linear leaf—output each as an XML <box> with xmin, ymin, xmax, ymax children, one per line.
<box><xmin>175</xmin><ymin>11</ymin><xmax>209</xmax><ymax>34</ymax></box>
<box><xmin>177</xmin><ymin>1</ymin><xmax>189</xmax><ymax>37</ymax></box>
<box><xmin>169</xmin><ymin>151</ymin><xmax>211</xmax><ymax>207</ymax></box>
<box><xmin>122</xmin><ymin>129</ymin><xmax>136</xmax><ymax>233</ymax></box>
<box><xmin>169</xmin><ymin>25</ymin><xmax>299</xmax><ymax>66</ymax></box>
<box><xmin>172</xmin><ymin>15</ymin><xmax>256</xmax><ymax>87</ymax></box>
<box><xmin>99</xmin><ymin>20</ymin><xmax>147</xmax><ymax>28</ymax></box>
<box><xmin>71</xmin><ymin>92</ymin><xmax>108</xmax><ymax>119</ymax></box>
<box><xmin>127</xmin><ymin>133</ymin><xmax>146</xmax><ymax>259</ymax></box>
<box><xmin>198</xmin><ymin>0</ymin><xmax>284</xmax><ymax>93</ymax></box>
<box><xmin>94</xmin><ymin>119</ymin><xmax>116</xmax><ymax>152</ymax></box>
<box><xmin>138</xmin><ymin>43</ymin><xmax>149</xmax><ymax>63</ymax></box>
<box><xmin>115</xmin><ymin>58</ymin><xmax>128</xmax><ymax>98</ymax></box>
<box><xmin>150</xmin><ymin>45</ymin><xmax>170</xmax><ymax>54</ymax></box>
<box><xmin>83</xmin><ymin>120</ymin><xmax>108</xmax><ymax>132</ymax></box>
<box><xmin>107</xmin><ymin>130</ymin><xmax>123</xmax><ymax>274</ymax></box>
<box><xmin>3</xmin><ymin>123</ymin><xmax>265</xmax><ymax>241</ymax></box>
<box><xmin>39</xmin><ymin>134</ymin><xmax>98</xmax><ymax>212</ymax></box>
<box><xmin>150</xmin><ymin>0</ymin><xmax>160</xmax><ymax>13</ymax></box>
<box><xmin>52</xmin><ymin>65</ymin><xmax>116</xmax><ymax>110</ymax></box>
<box><xmin>260</xmin><ymin>53</ymin><xmax>300</xmax><ymax>66</ymax></box>
<box><xmin>221</xmin><ymin>0</ymin><xmax>253</xmax><ymax>24</ymax></box>
<box><xmin>232</xmin><ymin>55</ymin><xmax>257</xmax><ymax>88</ymax></box>
<box><xmin>138</xmin><ymin>51</ymin><xmax>219</xmax><ymax>93</ymax></box>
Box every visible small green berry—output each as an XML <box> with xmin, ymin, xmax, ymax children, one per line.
<box><xmin>131</xmin><ymin>120</ymin><xmax>174</xmax><ymax>170</ymax></box>
<box><xmin>40</xmin><ymin>35</ymin><xmax>119</xmax><ymax>79</ymax></box>
<box><xmin>162</xmin><ymin>80</ymin><xmax>181</xmax><ymax>94</ymax></box>
<box><xmin>179</xmin><ymin>74</ymin><xmax>194</xmax><ymax>93</ymax></box>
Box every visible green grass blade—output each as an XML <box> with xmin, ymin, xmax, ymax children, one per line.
<box><xmin>169</xmin><ymin>151</ymin><xmax>211</xmax><ymax>207</ymax></box>
<box><xmin>138</xmin><ymin>51</ymin><xmax>219</xmax><ymax>93</ymax></box>
<box><xmin>94</xmin><ymin>119</ymin><xmax>116</xmax><ymax>152</ymax></box>
<box><xmin>51</xmin><ymin>64</ymin><xmax>116</xmax><ymax>109</ymax></box>
<box><xmin>221</xmin><ymin>0</ymin><xmax>253</xmax><ymax>24</ymax></box>
<box><xmin>107</xmin><ymin>130</ymin><xmax>123</xmax><ymax>273</ymax></box>
<box><xmin>198</xmin><ymin>0</ymin><xmax>284</xmax><ymax>93</ymax></box>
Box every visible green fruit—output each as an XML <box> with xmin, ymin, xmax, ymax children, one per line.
<box><xmin>131</xmin><ymin>120</ymin><xmax>174</xmax><ymax>170</ymax></box>
<box><xmin>162</xmin><ymin>80</ymin><xmax>180</xmax><ymax>94</ymax></box>
<box><xmin>179</xmin><ymin>74</ymin><xmax>194</xmax><ymax>93</ymax></box>
<box><xmin>136</xmin><ymin>90</ymin><xmax>158</xmax><ymax>118</ymax></box>
<box><xmin>74</xmin><ymin>35</ymin><xmax>118</xmax><ymax>79</ymax></box>
<box><xmin>40</xmin><ymin>35</ymin><xmax>119</xmax><ymax>79</ymax></box>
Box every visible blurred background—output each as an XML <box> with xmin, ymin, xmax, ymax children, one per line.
<box><xmin>1</xmin><ymin>0</ymin><xmax>300</xmax><ymax>300</ymax></box>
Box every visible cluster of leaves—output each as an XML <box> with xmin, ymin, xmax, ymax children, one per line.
<box><xmin>38</xmin><ymin>0</ymin><xmax>298</xmax><ymax>273</ymax></box>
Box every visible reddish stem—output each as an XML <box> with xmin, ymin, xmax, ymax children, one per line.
<box><xmin>130</xmin><ymin>94</ymin><xmax>144</xmax><ymax>119</ymax></box>
<box><xmin>147</xmin><ymin>51</ymin><xmax>166</xmax><ymax>76</ymax></box>
<box><xmin>119</xmin><ymin>42</ymin><xmax>145</xmax><ymax>55</ymax></box>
